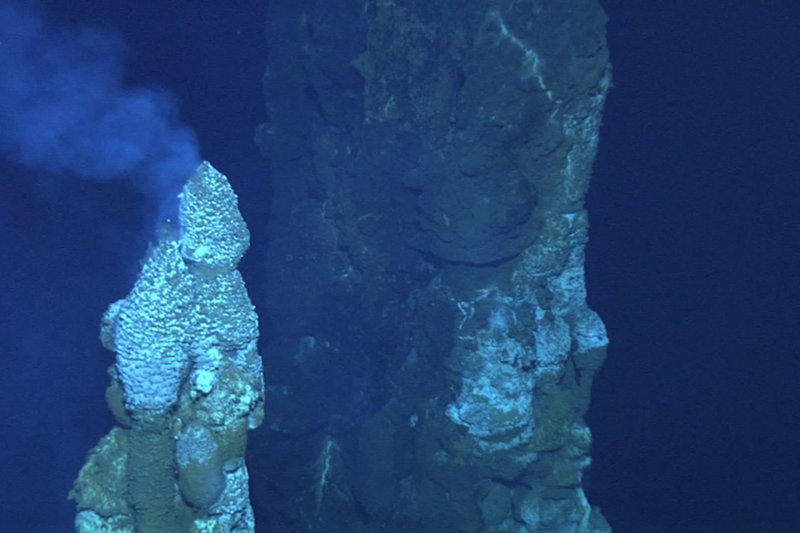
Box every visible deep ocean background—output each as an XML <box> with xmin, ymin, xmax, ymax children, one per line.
<box><xmin>1</xmin><ymin>2</ymin><xmax>798</xmax><ymax>532</ymax></box>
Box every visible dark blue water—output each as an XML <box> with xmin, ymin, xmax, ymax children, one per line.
<box><xmin>1</xmin><ymin>2</ymin><xmax>798</xmax><ymax>532</ymax></box>
<box><xmin>587</xmin><ymin>2</ymin><xmax>800</xmax><ymax>532</ymax></box>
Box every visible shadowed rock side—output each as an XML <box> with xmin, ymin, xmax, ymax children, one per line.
<box><xmin>254</xmin><ymin>1</ymin><xmax>611</xmax><ymax>531</ymax></box>
<box><xmin>70</xmin><ymin>162</ymin><xmax>265</xmax><ymax>533</ymax></box>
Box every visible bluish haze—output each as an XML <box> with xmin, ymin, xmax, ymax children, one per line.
<box><xmin>0</xmin><ymin>3</ymin><xmax>199</xmax><ymax>204</ymax></box>
<box><xmin>1</xmin><ymin>1</ymin><xmax>799</xmax><ymax>531</ymax></box>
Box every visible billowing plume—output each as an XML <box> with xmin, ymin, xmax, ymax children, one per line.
<box><xmin>0</xmin><ymin>3</ymin><xmax>199</xmax><ymax>204</ymax></box>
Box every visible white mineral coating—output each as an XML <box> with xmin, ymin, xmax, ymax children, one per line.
<box><xmin>74</xmin><ymin>510</ymin><xmax>133</xmax><ymax>533</ymax></box>
<box><xmin>206</xmin><ymin>462</ymin><xmax>257</xmax><ymax>532</ymax></box>
<box><xmin>73</xmin><ymin>161</ymin><xmax>264</xmax><ymax>532</ymax></box>
<box><xmin>572</xmin><ymin>308</ymin><xmax>609</xmax><ymax>353</ymax></box>
<box><xmin>192</xmin><ymin>270</ymin><xmax>259</xmax><ymax>352</ymax></box>
<box><xmin>533</xmin><ymin>313</ymin><xmax>572</xmax><ymax>374</ymax></box>
<box><xmin>517</xmin><ymin>487</ymin><xmax>593</xmax><ymax>533</ymax></box>
<box><xmin>192</xmin><ymin>368</ymin><xmax>216</xmax><ymax>395</ymax></box>
<box><xmin>446</xmin><ymin>204</ymin><xmax>607</xmax><ymax>449</ymax></box>
<box><xmin>179</xmin><ymin>161</ymin><xmax>250</xmax><ymax>273</ymax></box>
<box><xmin>110</xmin><ymin>161</ymin><xmax>258</xmax><ymax>414</ymax></box>
<box><xmin>446</xmin><ymin>293</ymin><xmax>536</xmax><ymax>447</ymax></box>
<box><xmin>445</xmin><ymin>367</ymin><xmax>535</xmax><ymax>444</ymax></box>
<box><xmin>114</xmin><ymin>239</ymin><xmax>192</xmax><ymax>412</ymax></box>
<box><xmin>177</xmin><ymin>426</ymin><xmax>219</xmax><ymax>469</ymax></box>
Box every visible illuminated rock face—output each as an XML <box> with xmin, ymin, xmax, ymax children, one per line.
<box><xmin>255</xmin><ymin>1</ymin><xmax>612</xmax><ymax>531</ymax></box>
<box><xmin>70</xmin><ymin>161</ymin><xmax>264</xmax><ymax>533</ymax></box>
